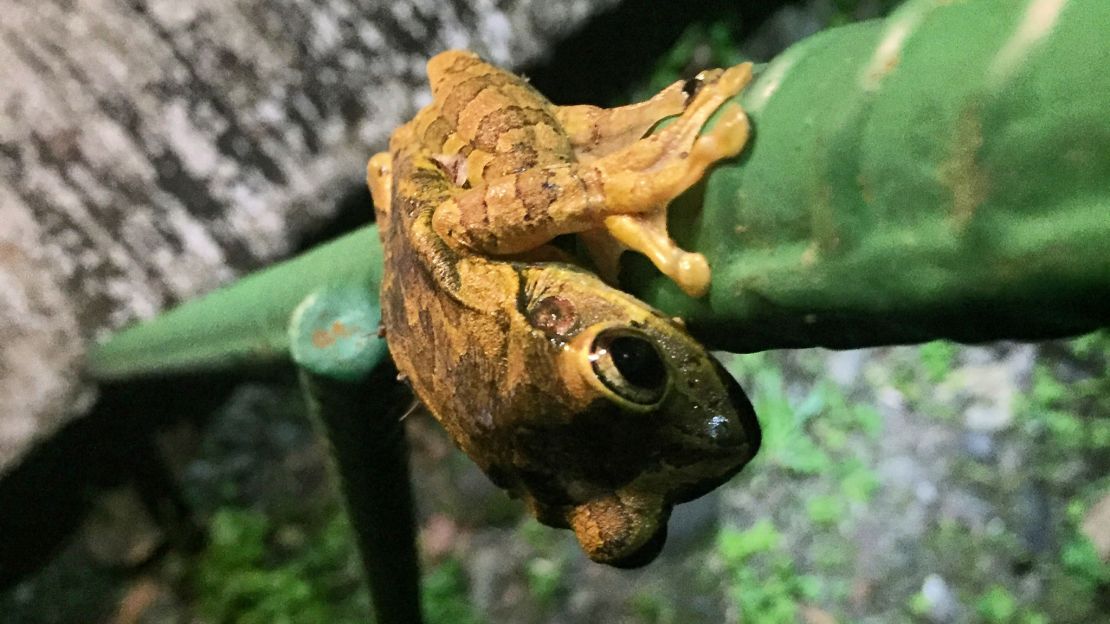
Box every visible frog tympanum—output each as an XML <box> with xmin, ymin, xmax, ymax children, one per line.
<box><xmin>369</xmin><ymin>51</ymin><xmax>760</xmax><ymax>567</ymax></box>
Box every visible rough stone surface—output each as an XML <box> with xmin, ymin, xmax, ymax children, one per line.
<box><xmin>0</xmin><ymin>0</ymin><xmax>620</xmax><ymax>475</ymax></box>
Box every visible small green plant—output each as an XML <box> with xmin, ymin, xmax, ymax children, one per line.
<box><xmin>717</xmin><ymin>520</ymin><xmax>822</xmax><ymax>624</ymax></box>
<box><xmin>975</xmin><ymin>585</ymin><xmax>1017</xmax><ymax>623</ymax></box>
<box><xmin>741</xmin><ymin>364</ymin><xmax>832</xmax><ymax>475</ymax></box>
<box><xmin>194</xmin><ymin>507</ymin><xmax>483</xmax><ymax>624</ymax></box>
<box><xmin>718</xmin><ymin>519</ymin><xmax>782</xmax><ymax>561</ymax></box>
<box><xmin>1019</xmin><ymin>334</ymin><xmax>1110</xmax><ymax>457</ymax></box>
<box><xmin>918</xmin><ymin>340</ymin><xmax>959</xmax><ymax>383</ymax></box>
<box><xmin>631</xmin><ymin>591</ymin><xmax>677</xmax><ymax>624</ymax></box>
<box><xmin>518</xmin><ymin>519</ymin><xmax>568</xmax><ymax>606</ymax></box>
<box><xmin>422</xmin><ymin>559</ymin><xmax>484</xmax><ymax>624</ymax></box>
<box><xmin>1062</xmin><ymin>497</ymin><xmax>1110</xmax><ymax>592</ymax></box>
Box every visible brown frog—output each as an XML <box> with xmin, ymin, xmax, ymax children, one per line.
<box><xmin>368</xmin><ymin>50</ymin><xmax>760</xmax><ymax>567</ymax></box>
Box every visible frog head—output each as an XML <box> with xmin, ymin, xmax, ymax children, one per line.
<box><xmin>483</xmin><ymin>265</ymin><xmax>761</xmax><ymax>567</ymax></box>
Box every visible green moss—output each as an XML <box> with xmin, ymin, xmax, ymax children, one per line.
<box><xmin>975</xmin><ymin>585</ymin><xmax>1017</xmax><ymax>623</ymax></box>
<box><xmin>195</xmin><ymin>509</ymin><xmax>365</xmax><ymax>624</ymax></box>
<box><xmin>918</xmin><ymin>340</ymin><xmax>959</xmax><ymax>383</ymax></box>
<box><xmin>630</xmin><ymin>592</ymin><xmax>677</xmax><ymax>624</ymax></box>
<box><xmin>422</xmin><ymin>559</ymin><xmax>484</xmax><ymax>624</ymax></box>
<box><xmin>806</xmin><ymin>495</ymin><xmax>846</xmax><ymax>526</ymax></box>
<box><xmin>717</xmin><ymin>521</ymin><xmax>820</xmax><ymax>623</ymax></box>
<box><xmin>194</xmin><ymin>507</ymin><xmax>482</xmax><ymax>624</ymax></box>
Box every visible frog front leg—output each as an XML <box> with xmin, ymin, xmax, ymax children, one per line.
<box><xmin>433</xmin><ymin>62</ymin><xmax>752</xmax><ymax>296</ymax></box>
<box><xmin>367</xmin><ymin>152</ymin><xmax>393</xmax><ymax>220</ymax></box>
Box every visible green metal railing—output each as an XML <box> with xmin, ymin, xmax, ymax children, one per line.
<box><xmin>86</xmin><ymin>2</ymin><xmax>1110</xmax><ymax>621</ymax></box>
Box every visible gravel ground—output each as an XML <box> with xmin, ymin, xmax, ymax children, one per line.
<box><xmin>3</xmin><ymin>336</ymin><xmax>1107</xmax><ymax>623</ymax></box>
<box><xmin>2</xmin><ymin>3</ymin><xmax>1106</xmax><ymax>622</ymax></box>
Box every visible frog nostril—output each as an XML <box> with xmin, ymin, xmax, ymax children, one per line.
<box><xmin>710</xmin><ymin>357</ymin><xmax>761</xmax><ymax>455</ymax></box>
<box><xmin>705</xmin><ymin>414</ymin><xmax>733</xmax><ymax>441</ymax></box>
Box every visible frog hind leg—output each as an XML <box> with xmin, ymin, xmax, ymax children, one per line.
<box><xmin>583</xmin><ymin>65</ymin><xmax>752</xmax><ymax>296</ymax></box>
<box><xmin>368</xmin><ymin>151</ymin><xmax>393</xmax><ymax>223</ymax></box>
<box><xmin>433</xmin><ymin>64</ymin><xmax>752</xmax><ymax>297</ymax></box>
<box><xmin>553</xmin><ymin>67</ymin><xmax>735</xmax><ymax>163</ymax></box>
<box><xmin>605</xmin><ymin>94</ymin><xmax>750</xmax><ymax>297</ymax></box>
<box><xmin>592</xmin><ymin>64</ymin><xmax>750</xmax><ymax>214</ymax></box>
<box><xmin>553</xmin><ymin>79</ymin><xmax>688</xmax><ymax>162</ymax></box>
<box><xmin>556</xmin><ymin>69</ymin><xmax>727</xmax><ymax>288</ymax></box>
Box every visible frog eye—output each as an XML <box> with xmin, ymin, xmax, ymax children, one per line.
<box><xmin>590</xmin><ymin>329</ymin><xmax>669</xmax><ymax>406</ymax></box>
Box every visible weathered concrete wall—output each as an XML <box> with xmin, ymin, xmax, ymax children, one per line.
<box><xmin>0</xmin><ymin>0</ymin><xmax>619</xmax><ymax>474</ymax></box>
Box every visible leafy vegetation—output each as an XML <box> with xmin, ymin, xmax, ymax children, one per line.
<box><xmin>710</xmin><ymin>329</ymin><xmax>1109</xmax><ymax>624</ymax></box>
<box><xmin>194</xmin><ymin>507</ymin><xmax>482</xmax><ymax>624</ymax></box>
<box><xmin>174</xmin><ymin>1</ymin><xmax>1110</xmax><ymax>621</ymax></box>
<box><xmin>716</xmin><ymin>520</ymin><xmax>822</xmax><ymax>624</ymax></box>
<box><xmin>10</xmin><ymin>2</ymin><xmax>1108</xmax><ymax>623</ymax></box>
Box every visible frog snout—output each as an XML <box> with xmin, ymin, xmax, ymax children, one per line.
<box><xmin>708</xmin><ymin>358</ymin><xmax>761</xmax><ymax>455</ymax></box>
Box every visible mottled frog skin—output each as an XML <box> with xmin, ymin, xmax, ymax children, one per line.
<box><xmin>369</xmin><ymin>51</ymin><xmax>760</xmax><ymax>567</ymax></box>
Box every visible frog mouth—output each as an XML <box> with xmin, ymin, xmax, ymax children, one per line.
<box><xmin>606</xmin><ymin>523</ymin><xmax>669</xmax><ymax>569</ymax></box>
<box><xmin>504</xmin><ymin>357</ymin><xmax>762</xmax><ymax>568</ymax></box>
<box><xmin>566</xmin><ymin>492</ymin><xmax>673</xmax><ymax>568</ymax></box>
<box><xmin>606</xmin><ymin>360</ymin><xmax>759</xmax><ymax>567</ymax></box>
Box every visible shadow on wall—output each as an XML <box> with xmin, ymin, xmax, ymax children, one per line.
<box><xmin>525</xmin><ymin>0</ymin><xmax>786</xmax><ymax>104</ymax></box>
<box><xmin>0</xmin><ymin>373</ymin><xmax>248</xmax><ymax>588</ymax></box>
<box><xmin>0</xmin><ymin>0</ymin><xmax>800</xmax><ymax>593</ymax></box>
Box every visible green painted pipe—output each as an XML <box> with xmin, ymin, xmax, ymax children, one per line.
<box><xmin>86</xmin><ymin>227</ymin><xmax>382</xmax><ymax>379</ymax></box>
<box><xmin>635</xmin><ymin>0</ymin><xmax>1110</xmax><ymax>349</ymax></box>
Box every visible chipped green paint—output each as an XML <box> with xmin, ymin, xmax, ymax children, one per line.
<box><xmin>289</xmin><ymin>287</ymin><xmax>385</xmax><ymax>382</ymax></box>
<box><xmin>88</xmin><ymin>0</ymin><xmax>1108</xmax><ymax>378</ymax></box>
<box><xmin>87</xmin><ymin>227</ymin><xmax>383</xmax><ymax>379</ymax></box>
<box><xmin>88</xmin><ymin>227</ymin><xmax>420</xmax><ymax>624</ymax></box>
<box><xmin>632</xmin><ymin>0</ymin><xmax>1110</xmax><ymax>351</ymax></box>
<box><xmin>82</xmin><ymin>2</ymin><xmax>1109</xmax><ymax>622</ymax></box>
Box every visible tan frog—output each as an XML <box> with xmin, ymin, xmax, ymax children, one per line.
<box><xmin>368</xmin><ymin>50</ymin><xmax>760</xmax><ymax>567</ymax></box>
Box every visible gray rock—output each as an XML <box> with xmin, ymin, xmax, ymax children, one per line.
<box><xmin>0</xmin><ymin>0</ymin><xmax>619</xmax><ymax>476</ymax></box>
<box><xmin>919</xmin><ymin>573</ymin><xmax>962</xmax><ymax>623</ymax></box>
<box><xmin>962</xmin><ymin>431</ymin><xmax>995</xmax><ymax>462</ymax></box>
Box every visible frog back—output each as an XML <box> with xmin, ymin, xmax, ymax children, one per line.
<box><xmin>420</xmin><ymin>50</ymin><xmax>574</xmax><ymax>183</ymax></box>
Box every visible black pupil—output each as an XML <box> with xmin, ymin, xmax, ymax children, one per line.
<box><xmin>608</xmin><ymin>336</ymin><xmax>666</xmax><ymax>390</ymax></box>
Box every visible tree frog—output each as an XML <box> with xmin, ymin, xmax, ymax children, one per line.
<box><xmin>368</xmin><ymin>50</ymin><xmax>760</xmax><ymax>567</ymax></box>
